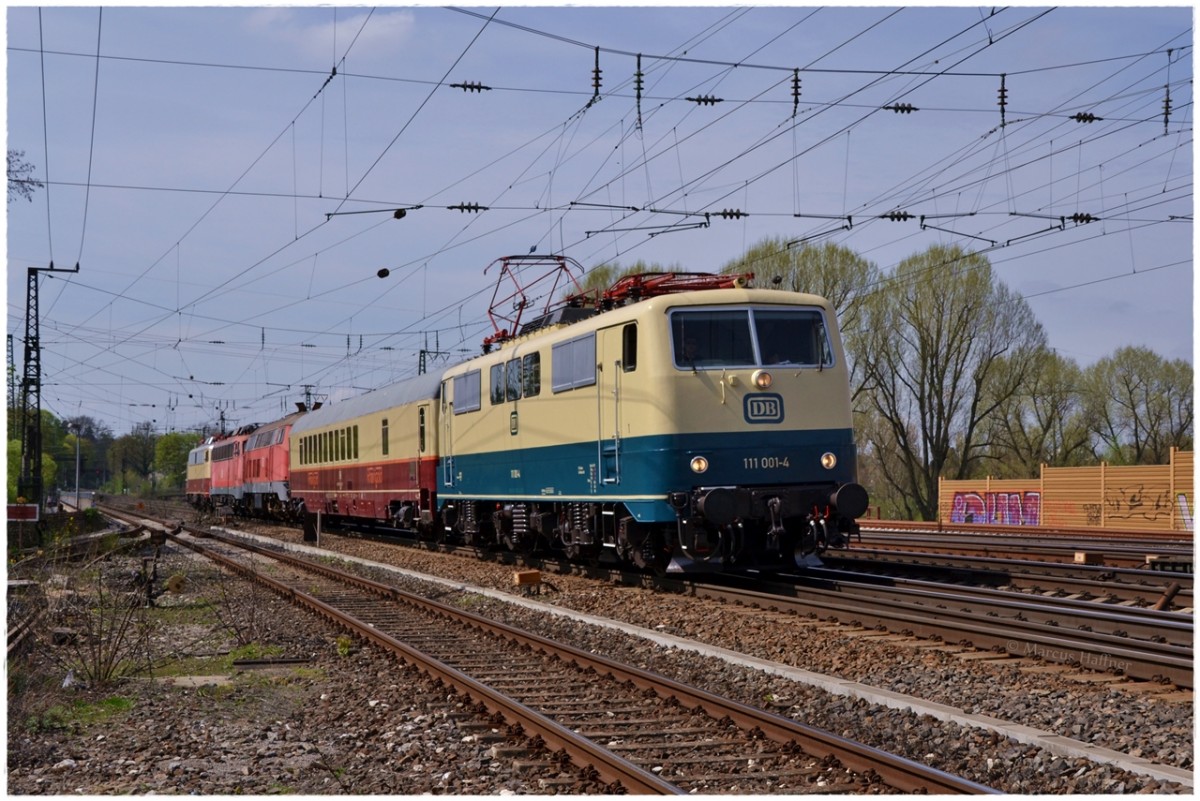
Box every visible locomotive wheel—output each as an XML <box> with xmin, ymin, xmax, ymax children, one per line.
<box><xmin>631</xmin><ymin>528</ymin><xmax>671</xmax><ymax>575</ymax></box>
<box><xmin>562</xmin><ymin>528</ymin><xmax>600</xmax><ymax>565</ymax></box>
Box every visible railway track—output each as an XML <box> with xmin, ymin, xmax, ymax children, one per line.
<box><xmin>179</xmin><ymin>528</ymin><xmax>996</xmax><ymax>794</ymax></box>
<box><xmin>857</xmin><ymin>527</ymin><xmax>1193</xmax><ymax>570</ymax></box>
<box><xmin>100</xmin><ymin>504</ymin><xmax>996</xmax><ymax>794</ymax></box>
<box><xmin>689</xmin><ymin>570</ymin><xmax>1192</xmax><ymax>689</ymax></box>
<box><xmin>98</xmin><ymin>498</ymin><xmax>1193</xmax><ymax>689</ymax></box>
<box><xmin>822</xmin><ymin>552</ymin><xmax>1193</xmax><ymax>609</ymax></box>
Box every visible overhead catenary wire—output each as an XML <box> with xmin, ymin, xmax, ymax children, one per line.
<box><xmin>10</xmin><ymin>7</ymin><xmax>1191</xmax><ymax>433</ymax></box>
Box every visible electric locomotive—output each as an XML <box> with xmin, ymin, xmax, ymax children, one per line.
<box><xmin>437</xmin><ymin>268</ymin><xmax>868</xmax><ymax>572</ymax></box>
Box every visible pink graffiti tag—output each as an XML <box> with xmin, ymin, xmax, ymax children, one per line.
<box><xmin>950</xmin><ymin>491</ymin><xmax>1041</xmax><ymax>526</ymax></box>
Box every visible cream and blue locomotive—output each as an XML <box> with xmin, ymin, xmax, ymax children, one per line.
<box><xmin>437</xmin><ymin>273</ymin><xmax>868</xmax><ymax>571</ymax></box>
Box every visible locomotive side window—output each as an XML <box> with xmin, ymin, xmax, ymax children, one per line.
<box><xmin>382</xmin><ymin>418</ymin><xmax>389</xmax><ymax>456</ymax></box>
<box><xmin>551</xmin><ymin>333</ymin><xmax>596</xmax><ymax>392</ymax></box>
<box><xmin>489</xmin><ymin>364</ymin><xmax>505</xmax><ymax>405</ymax></box>
<box><xmin>505</xmin><ymin>358</ymin><xmax>522</xmax><ymax>402</ymax></box>
<box><xmin>522</xmin><ymin>352</ymin><xmax>541</xmax><ymax>397</ymax></box>
<box><xmin>418</xmin><ymin>408</ymin><xmax>426</xmax><ymax>452</ymax></box>
<box><xmin>453</xmin><ymin>370</ymin><xmax>482</xmax><ymax>414</ymax></box>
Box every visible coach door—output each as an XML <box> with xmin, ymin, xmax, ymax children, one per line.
<box><xmin>596</xmin><ymin>323</ymin><xmax>634</xmax><ymax>486</ymax></box>
<box><xmin>440</xmin><ymin>381</ymin><xmax>455</xmax><ymax>488</ymax></box>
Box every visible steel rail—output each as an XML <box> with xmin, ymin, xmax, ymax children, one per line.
<box><xmin>824</xmin><ymin>552</ymin><xmax>1193</xmax><ymax>603</ymax></box>
<box><xmin>788</xmin><ymin>568</ymin><xmax>1193</xmax><ymax>643</ymax></box>
<box><xmin>685</xmin><ymin>576</ymin><xmax>1193</xmax><ymax>688</ymax></box>
<box><xmin>863</xmin><ymin>519</ymin><xmax>1193</xmax><ymax>542</ymax></box>
<box><xmin>181</xmin><ymin>527</ymin><xmax>998</xmax><ymax>794</ymax></box>
<box><xmin>104</xmin><ymin>503</ymin><xmax>1190</xmax><ymax>687</ymax></box>
<box><xmin>856</xmin><ymin>530</ymin><xmax>1193</xmax><ymax>569</ymax></box>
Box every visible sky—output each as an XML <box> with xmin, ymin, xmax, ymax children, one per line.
<box><xmin>6</xmin><ymin>4</ymin><xmax>1194</xmax><ymax>438</ymax></box>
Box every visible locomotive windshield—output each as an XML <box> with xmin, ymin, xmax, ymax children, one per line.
<box><xmin>671</xmin><ymin>307</ymin><xmax>832</xmax><ymax>369</ymax></box>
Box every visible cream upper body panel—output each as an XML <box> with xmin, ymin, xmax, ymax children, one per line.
<box><xmin>440</xmin><ymin>287</ymin><xmax>853</xmax><ymax>454</ymax></box>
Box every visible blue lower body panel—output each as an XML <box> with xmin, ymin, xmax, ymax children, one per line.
<box><xmin>440</xmin><ymin>428</ymin><xmax>857</xmax><ymax>522</ymax></box>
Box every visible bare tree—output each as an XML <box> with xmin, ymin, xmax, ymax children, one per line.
<box><xmin>983</xmin><ymin>348</ymin><xmax>1094</xmax><ymax>477</ymax></box>
<box><xmin>7</xmin><ymin>149</ymin><xmax>43</xmax><ymax>203</ymax></box>
<box><xmin>857</xmin><ymin>245</ymin><xmax>1047</xmax><ymax>520</ymax></box>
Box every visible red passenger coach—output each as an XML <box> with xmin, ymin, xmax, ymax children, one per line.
<box><xmin>289</xmin><ymin>372</ymin><xmax>441</xmax><ymax>532</ymax></box>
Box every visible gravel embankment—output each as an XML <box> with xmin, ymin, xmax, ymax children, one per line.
<box><xmin>9</xmin><ymin>522</ymin><xmax>1191</xmax><ymax>795</ymax></box>
<box><xmin>6</xmin><ymin>549</ymin><xmax>614</xmax><ymax>795</ymax></box>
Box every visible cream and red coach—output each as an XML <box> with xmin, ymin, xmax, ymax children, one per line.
<box><xmin>288</xmin><ymin>372</ymin><xmax>441</xmax><ymax>531</ymax></box>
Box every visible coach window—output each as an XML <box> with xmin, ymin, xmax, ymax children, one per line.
<box><xmin>622</xmin><ymin>324</ymin><xmax>637</xmax><ymax>372</ymax></box>
<box><xmin>382</xmin><ymin>418</ymin><xmax>390</xmax><ymax>456</ymax></box>
<box><xmin>352</xmin><ymin>425</ymin><xmax>359</xmax><ymax>459</ymax></box>
<box><xmin>522</xmin><ymin>352</ymin><xmax>541</xmax><ymax>397</ymax></box>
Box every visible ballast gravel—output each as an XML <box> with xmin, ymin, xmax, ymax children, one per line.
<box><xmin>8</xmin><ymin>522</ymin><xmax>1192</xmax><ymax>795</ymax></box>
<box><xmin>268</xmin><ymin>527</ymin><xmax>1194</xmax><ymax>794</ymax></box>
<box><xmin>6</xmin><ymin>552</ymin><xmax>615</xmax><ymax>796</ymax></box>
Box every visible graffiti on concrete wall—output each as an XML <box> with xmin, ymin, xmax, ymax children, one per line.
<box><xmin>950</xmin><ymin>491</ymin><xmax>1041</xmax><ymax>526</ymax></box>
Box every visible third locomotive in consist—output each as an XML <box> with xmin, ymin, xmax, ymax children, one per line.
<box><xmin>188</xmin><ymin>261</ymin><xmax>869</xmax><ymax>572</ymax></box>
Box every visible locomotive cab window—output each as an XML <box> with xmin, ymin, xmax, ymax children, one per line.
<box><xmin>753</xmin><ymin>309</ymin><xmax>832</xmax><ymax>367</ymax></box>
<box><xmin>671</xmin><ymin>307</ymin><xmax>832</xmax><ymax>369</ymax></box>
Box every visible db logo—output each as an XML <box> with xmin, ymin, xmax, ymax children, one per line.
<box><xmin>743</xmin><ymin>393</ymin><xmax>784</xmax><ymax>424</ymax></box>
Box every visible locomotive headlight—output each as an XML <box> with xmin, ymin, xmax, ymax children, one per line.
<box><xmin>751</xmin><ymin>369</ymin><xmax>773</xmax><ymax>389</ymax></box>
<box><xmin>820</xmin><ymin>452</ymin><xmax>837</xmax><ymax>470</ymax></box>
<box><xmin>690</xmin><ymin>456</ymin><xmax>709</xmax><ymax>474</ymax></box>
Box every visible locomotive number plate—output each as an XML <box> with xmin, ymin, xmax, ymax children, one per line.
<box><xmin>744</xmin><ymin>456</ymin><xmax>791</xmax><ymax>470</ymax></box>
